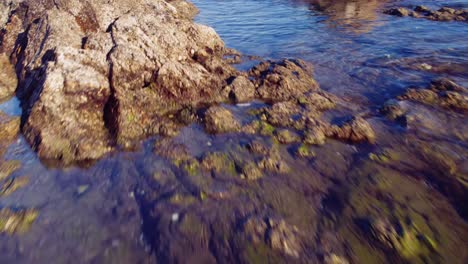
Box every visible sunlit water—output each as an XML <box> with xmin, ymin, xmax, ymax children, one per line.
<box><xmin>193</xmin><ymin>0</ymin><xmax>468</xmax><ymax>104</ymax></box>
<box><xmin>0</xmin><ymin>0</ymin><xmax>467</xmax><ymax>262</ymax></box>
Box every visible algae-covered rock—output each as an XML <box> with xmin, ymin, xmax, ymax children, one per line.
<box><xmin>241</xmin><ymin>162</ymin><xmax>263</xmax><ymax>180</ymax></box>
<box><xmin>296</xmin><ymin>144</ymin><xmax>316</xmax><ymax>158</ymax></box>
<box><xmin>204</xmin><ymin>106</ymin><xmax>241</xmax><ymax>134</ymax></box>
<box><xmin>0</xmin><ymin>208</ymin><xmax>38</xmax><ymax>235</ymax></box>
<box><xmin>201</xmin><ymin>152</ymin><xmax>236</xmax><ymax>174</ymax></box>
<box><xmin>275</xmin><ymin>129</ymin><xmax>301</xmax><ymax>144</ymax></box>
<box><xmin>335</xmin><ymin>160</ymin><xmax>468</xmax><ymax>264</ymax></box>
<box><xmin>304</xmin><ymin>127</ymin><xmax>327</xmax><ymax>145</ymax></box>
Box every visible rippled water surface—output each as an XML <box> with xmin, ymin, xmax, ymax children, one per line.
<box><xmin>194</xmin><ymin>0</ymin><xmax>468</xmax><ymax>103</ymax></box>
<box><xmin>0</xmin><ymin>0</ymin><xmax>467</xmax><ymax>263</ymax></box>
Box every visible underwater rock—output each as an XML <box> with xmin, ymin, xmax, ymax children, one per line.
<box><xmin>399</xmin><ymin>78</ymin><xmax>467</xmax><ymax>111</ymax></box>
<box><xmin>204</xmin><ymin>106</ymin><xmax>241</xmax><ymax>134</ymax></box>
<box><xmin>244</xmin><ymin>217</ymin><xmax>302</xmax><ymax>258</ymax></box>
<box><xmin>241</xmin><ymin>162</ymin><xmax>263</xmax><ymax>180</ymax></box>
<box><xmin>0</xmin><ymin>208</ymin><xmax>38</xmax><ymax>235</ymax></box>
<box><xmin>0</xmin><ymin>160</ymin><xmax>21</xmax><ymax>182</ymax></box>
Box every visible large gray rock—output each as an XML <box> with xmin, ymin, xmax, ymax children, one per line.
<box><xmin>0</xmin><ymin>0</ymin><xmax>238</xmax><ymax>162</ymax></box>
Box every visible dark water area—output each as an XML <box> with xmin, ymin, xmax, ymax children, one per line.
<box><xmin>0</xmin><ymin>0</ymin><xmax>467</xmax><ymax>263</ymax></box>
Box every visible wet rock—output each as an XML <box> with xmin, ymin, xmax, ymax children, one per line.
<box><xmin>400</xmin><ymin>89</ymin><xmax>438</xmax><ymax>105</ymax></box>
<box><xmin>0</xmin><ymin>208</ymin><xmax>38</xmax><ymax>235</ymax></box>
<box><xmin>263</xmin><ymin>101</ymin><xmax>301</xmax><ymax>127</ymax></box>
<box><xmin>299</xmin><ymin>91</ymin><xmax>337</xmax><ymax>111</ymax></box>
<box><xmin>295</xmin><ymin>144</ymin><xmax>316</xmax><ymax>158</ymax></box>
<box><xmin>204</xmin><ymin>106</ymin><xmax>241</xmax><ymax>134</ymax></box>
<box><xmin>324</xmin><ymin>254</ymin><xmax>349</xmax><ymax>264</ymax></box>
<box><xmin>0</xmin><ymin>176</ymin><xmax>29</xmax><ymax>197</ymax></box>
<box><xmin>229</xmin><ymin>75</ymin><xmax>255</xmax><ymax>103</ymax></box>
<box><xmin>158</xmin><ymin>120</ymin><xmax>180</xmax><ymax>137</ymax></box>
<box><xmin>381</xmin><ymin>99</ymin><xmax>405</xmax><ymax>120</ymax></box>
<box><xmin>304</xmin><ymin>127</ymin><xmax>327</xmax><ymax>145</ymax></box>
<box><xmin>369</xmin><ymin>217</ymin><xmax>437</xmax><ymax>260</ymax></box>
<box><xmin>399</xmin><ymin>79</ymin><xmax>467</xmax><ymax>111</ymax></box>
<box><xmin>250</xmin><ymin>59</ymin><xmax>319</xmax><ymax>101</ymax></box>
<box><xmin>243</xmin><ymin>217</ymin><xmax>302</xmax><ymax>258</ymax></box>
<box><xmin>275</xmin><ymin>129</ymin><xmax>301</xmax><ymax>144</ymax></box>
<box><xmin>384</xmin><ymin>7</ymin><xmax>410</xmax><ymax>17</ymax></box>
<box><xmin>414</xmin><ymin>6</ymin><xmax>430</xmax><ymax>13</ymax></box>
<box><xmin>0</xmin><ymin>160</ymin><xmax>21</xmax><ymax>181</ymax></box>
<box><xmin>154</xmin><ymin>139</ymin><xmax>192</xmax><ymax>165</ymax></box>
<box><xmin>200</xmin><ymin>152</ymin><xmax>236</xmax><ymax>174</ymax></box>
<box><xmin>242</xmin><ymin>120</ymin><xmax>276</xmax><ymax>136</ymax></box>
<box><xmin>246</xmin><ymin>140</ymin><xmax>271</xmax><ymax>155</ymax></box>
<box><xmin>258</xmin><ymin>150</ymin><xmax>290</xmax><ymax>174</ymax></box>
<box><xmin>0</xmin><ymin>54</ymin><xmax>17</xmax><ymax>101</ymax></box>
<box><xmin>241</xmin><ymin>162</ymin><xmax>263</xmax><ymax>180</ymax></box>
<box><xmin>331</xmin><ymin>117</ymin><xmax>375</xmax><ymax>143</ymax></box>
<box><xmin>0</xmin><ymin>111</ymin><xmax>20</xmax><ymax>141</ymax></box>
<box><xmin>385</xmin><ymin>6</ymin><xmax>468</xmax><ymax>22</ymax></box>
<box><xmin>430</xmin><ymin>78</ymin><xmax>465</xmax><ymax>92</ymax></box>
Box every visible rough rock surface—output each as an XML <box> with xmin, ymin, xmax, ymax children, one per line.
<box><xmin>384</xmin><ymin>6</ymin><xmax>468</xmax><ymax>22</ymax></box>
<box><xmin>0</xmin><ymin>0</ymin><xmax>331</xmax><ymax>163</ymax></box>
<box><xmin>398</xmin><ymin>78</ymin><xmax>467</xmax><ymax>111</ymax></box>
<box><xmin>249</xmin><ymin>59</ymin><xmax>320</xmax><ymax>101</ymax></box>
<box><xmin>0</xmin><ymin>0</ymin><xmax>242</xmax><ymax>162</ymax></box>
<box><xmin>0</xmin><ymin>54</ymin><xmax>17</xmax><ymax>101</ymax></box>
<box><xmin>204</xmin><ymin>106</ymin><xmax>240</xmax><ymax>134</ymax></box>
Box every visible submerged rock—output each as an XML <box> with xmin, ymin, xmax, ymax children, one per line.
<box><xmin>243</xmin><ymin>217</ymin><xmax>302</xmax><ymax>258</ymax></box>
<box><xmin>0</xmin><ymin>208</ymin><xmax>38</xmax><ymax>235</ymax></box>
<box><xmin>398</xmin><ymin>78</ymin><xmax>467</xmax><ymax>111</ymax></box>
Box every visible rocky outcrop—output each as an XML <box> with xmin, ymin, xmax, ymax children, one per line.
<box><xmin>0</xmin><ymin>0</ymin><xmax>241</xmax><ymax>163</ymax></box>
<box><xmin>0</xmin><ymin>0</ymin><xmax>331</xmax><ymax>163</ymax></box>
<box><xmin>384</xmin><ymin>6</ymin><xmax>468</xmax><ymax>22</ymax></box>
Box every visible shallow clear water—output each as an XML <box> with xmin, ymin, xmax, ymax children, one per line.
<box><xmin>193</xmin><ymin>0</ymin><xmax>468</xmax><ymax>104</ymax></box>
<box><xmin>0</xmin><ymin>0</ymin><xmax>467</xmax><ymax>262</ymax></box>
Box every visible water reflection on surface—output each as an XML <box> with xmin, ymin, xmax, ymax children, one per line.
<box><xmin>295</xmin><ymin>0</ymin><xmax>388</xmax><ymax>33</ymax></box>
